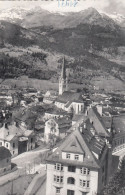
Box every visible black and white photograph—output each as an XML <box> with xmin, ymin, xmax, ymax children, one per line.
<box><xmin>0</xmin><ymin>0</ymin><xmax>125</xmax><ymax>194</ymax></box>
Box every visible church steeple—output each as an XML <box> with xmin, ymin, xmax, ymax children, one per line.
<box><xmin>61</xmin><ymin>57</ymin><xmax>66</xmax><ymax>79</ymax></box>
<box><xmin>59</xmin><ymin>57</ymin><xmax>68</xmax><ymax>95</ymax></box>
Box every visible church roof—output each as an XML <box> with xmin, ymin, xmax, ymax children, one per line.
<box><xmin>56</xmin><ymin>91</ymin><xmax>83</xmax><ymax>104</ymax></box>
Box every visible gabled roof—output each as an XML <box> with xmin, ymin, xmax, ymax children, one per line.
<box><xmin>62</xmin><ymin>134</ymin><xmax>85</xmax><ymax>154</ymax></box>
<box><xmin>5</xmin><ymin>135</ymin><xmax>17</xmax><ymax>141</ymax></box>
<box><xmin>0</xmin><ymin>146</ymin><xmax>11</xmax><ymax>160</ymax></box>
<box><xmin>46</xmin><ymin>129</ymin><xmax>100</xmax><ymax>169</ymax></box>
<box><xmin>88</xmin><ymin>107</ymin><xmax>110</xmax><ymax>137</ymax></box>
<box><xmin>56</xmin><ymin>91</ymin><xmax>83</xmax><ymax>104</ymax></box>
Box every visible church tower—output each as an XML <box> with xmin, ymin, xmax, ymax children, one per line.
<box><xmin>59</xmin><ymin>57</ymin><xmax>68</xmax><ymax>95</ymax></box>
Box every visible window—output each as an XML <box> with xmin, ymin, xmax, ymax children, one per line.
<box><xmin>67</xmin><ymin>190</ymin><xmax>74</xmax><ymax>195</ymax></box>
<box><xmin>0</xmin><ymin>142</ymin><xmax>2</xmax><ymax>146</ymax></box>
<box><xmin>31</xmin><ymin>138</ymin><xmax>33</xmax><ymax>143</ymax></box>
<box><xmin>79</xmin><ymin>180</ymin><xmax>90</xmax><ymax>188</ymax></box>
<box><xmin>80</xmin><ymin>167</ymin><xmax>90</xmax><ymax>175</ymax></box>
<box><xmin>7</xmin><ymin>159</ymin><xmax>9</xmax><ymax>163</ymax></box>
<box><xmin>79</xmin><ymin>180</ymin><xmax>86</xmax><ymax>187</ymax></box>
<box><xmin>6</xmin><ymin>143</ymin><xmax>8</xmax><ymax>148</ymax></box>
<box><xmin>60</xmin><ymin>176</ymin><xmax>63</xmax><ymax>183</ymax></box>
<box><xmin>56</xmin><ymin>188</ymin><xmax>60</xmax><ymax>194</ymax></box>
<box><xmin>67</xmin><ymin>177</ymin><xmax>75</xmax><ymax>185</ymax></box>
<box><xmin>68</xmin><ymin>166</ymin><xmax>76</xmax><ymax>172</ymax></box>
<box><xmin>66</xmin><ymin>153</ymin><xmax>70</xmax><ymax>159</ymax></box>
<box><xmin>74</xmin><ymin>155</ymin><xmax>79</xmax><ymax>160</ymax></box>
<box><xmin>55</xmin><ymin>163</ymin><xmax>63</xmax><ymax>171</ymax></box>
<box><xmin>13</xmin><ymin>143</ymin><xmax>15</xmax><ymax>148</ymax></box>
<box><xmin>102</xmin><ymin>166</ymin><xmax>105</xmax><ymax>173</ymax></box>
<box><xmin>54</xmin><ymin>175</ymin><xmax>63</xmax><ymax>183</ymax></box>
<box><xmin>84</xmin><ymin>168</ymin><xmax>87</xmax><ymax>174</ymax></box>
<box><xmin>13</xmin><ymin>151</ymin><xmax>15</xmax><ymax>155</ymax></box>
<box><xmin>87</xmin><ymin>181</ymin><xmax>90</xmax><ymax>188</ymax></box>
<box><xmin>57</xmin><ymin>176</ymin><xmax>60</xmax><ymax>183</ymax></box>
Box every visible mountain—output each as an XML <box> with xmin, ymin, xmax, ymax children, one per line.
<box><xmin>0</xmin><ymin>7</ymin><xmax>121</xmax><ymax>30</ymax></box>
<box><xmin>0</xmin><ymin>7</ymin><xmax>125</xmax><ymax>82</ymax></box>
<box><xmin>104</xmin><ymin>12</ymin><xmax>125</xmax><ymax>27</ymax></box>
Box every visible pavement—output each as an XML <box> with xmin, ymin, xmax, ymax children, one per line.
<box><xmin>36</xmin><ymin>179</ymin><xmax>46</xmax><ymax>195</ymax></box>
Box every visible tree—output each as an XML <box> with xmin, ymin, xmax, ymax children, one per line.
<box><xmin>102</xmin><ymin>156</ymin><xmax>125</xmax><ymax>195</ymax></box>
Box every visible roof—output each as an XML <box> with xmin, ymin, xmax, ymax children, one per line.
<box><xmin>113</xmin><ymin>115</ymin><xmax>125</xmax><ymax>134</ymax></box>
<box><xmin>72</xmin><ymin>114</ymin><xmax>84</xmax><ymax>122</ymax></box>
<box><xmin>88</xmin><ymin>107</ymin><xmax>110</xmax><ymax>137</ymax></box>
<box><xmin>0</xmin><ymin>123</ymin><xmax>34</xmax><ymax>141</ymax></box>
<box><xmin>23</xmin><ymin>130</ymin><xmax>34</xmax><ymax>137</ymax></box>
<box><xmin>56</xmin><ymin>91</ymin><xmax>83</xmax><ymax>104</ymax></box>
<box><xmin>55</xmin><ymin>117</ymin><xmax>71</xmax><ymax>125</ymax></box>
<box><xmin>0</xmin><ymin>146</ymin><xmax>11</xmax><ymax>160</ymax></box>
<box><xmin>5</xmin><ymin>135</ymin><xmax>17</xmax><ymax>141</ymax></box>
<box><xmin>46</xmin><ymin>129</ymin><xmax>102</xmax><ymax>169</ymax></box>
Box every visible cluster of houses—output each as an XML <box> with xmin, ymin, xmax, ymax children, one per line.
<box><xmin>0</xmin><ymin>57</ymin><xmax>125</xmax><ymax>195</ymax></box>
<box><xmin>44</xmin><ymin>58</ymin><xmax>125</xmax><ymax>195</ymax></box>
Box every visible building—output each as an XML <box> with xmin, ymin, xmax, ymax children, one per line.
<box><xmin>0</xmin><ymin>146</ymin><xmax>11</xmax><ymax>175</ymax></box>
<box><xmin>43</xmin><ymin>90</ymin><xmax>58</xmax><ymax>104</ymax></box>
<box><xmin>46</xmin><ymin>124</ymin><xmax>111</xmax><ymax>195</ymax></box>
<box><xmin>44</xmin><ymin>117</ymin><xmax>72</xmax><ymax>142</ymax></box>
<box><xmin>0</xmin><ymin>122</ymin><xmax>35</xmax><ymax>156</ymax></box>
<box><xmin>87</xmin><ymin>107</ymin><xmax>110</xmax><ymax>142</ymax></box>
<box><xmin>55</xmin><ymin>92</ymin><xmax>84</xmax><ymax>115</ymax></box>
<box><xmin>112</xmin><ymin>115</ymin><xmax>125</xmax><ymax>154</ymax></box>
<box><xmin>55</xmin><ymin>57</ymin><xmax>84</xmax><ymax>115</ymax></box>
<box><xmin>44</xmin><ymin>109</ymin><xmax>69</xmax><ymax>121</ymax></box>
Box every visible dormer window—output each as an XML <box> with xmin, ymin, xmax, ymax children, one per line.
<box><xmin>74</xmin><ymin>155</ymin><xmax>79</xmax><ymax>160</ymax></box>
<box><xmin>66</xmin><ymin>153</ymin><xmax>70</xmax><ymax>159</ymax></box>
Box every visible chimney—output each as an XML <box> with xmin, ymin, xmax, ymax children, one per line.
<box><xmin>80</xmin><ymin>127</ymin><xmax>83</xmax><ymax>133</ymax></box>
<box><xmin>83</xmin><ymin>122</ymin><xmax>86</xmax><ymax>129</ymax></box>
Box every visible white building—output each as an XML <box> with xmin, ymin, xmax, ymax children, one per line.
<box><xmin>46</xmin><ymin>125</ymin><xmax>111</xmax><ymax>195</ymax></box>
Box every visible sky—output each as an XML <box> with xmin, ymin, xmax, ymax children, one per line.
<box><xmin>0</xmin><ymin>0</ymin><xmax>125</xmax><ymax>15</ymax></box>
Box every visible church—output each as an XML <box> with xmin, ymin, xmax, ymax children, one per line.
<box><xmin>55</xmin><ymin>57</ymin><xmax>84</xmax><ymax>115</ymax></box>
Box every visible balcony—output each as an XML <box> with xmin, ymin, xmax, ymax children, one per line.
<box><xmin>79</xmin><ymin>187</ymin><xmax>90</xmax><ymax>193</ymax></box>
<box><xmin>53</xmin><ymin>182</ymin><xmax>64</xmax><ymax>188</ymax></box>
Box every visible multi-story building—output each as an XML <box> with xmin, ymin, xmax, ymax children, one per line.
<box><xmin>44</xmin><ymin>117</ymin><xmax>72</xmax><ymax>142</ymax></box>
<box><xmin>46</xmin><ymin>124</ymin><xmax>111</xmax><ymax>195</ymax></box>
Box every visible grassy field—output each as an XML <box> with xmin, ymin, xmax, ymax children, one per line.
<box><xmin>1</xmin><ymin>74</ymin><xmax>125</xmax><ymax>94</ymax></box>
<box><xmin>91</xmin><ymin>75</ymin><xmax>125</xmax><ymax>93</ymax></box>
<box><xmin>0</xmin><ymin>76</ymin><xmax>85</xmax><ymax>92</ymax></box>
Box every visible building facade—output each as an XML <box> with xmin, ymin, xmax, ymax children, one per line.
<box><xmin>46</xmin><ymin>126</ymin><xmax>111</xmax><ymax>195</ymax></box>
